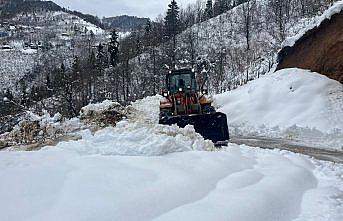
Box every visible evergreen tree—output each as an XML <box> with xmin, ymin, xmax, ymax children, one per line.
<box><xmin>205</xmin><ymin>0</ymin><xmax>214</xmax><ymax>19</ymax></box>
<box><xmin>213</xmin><ymin>0</ymin><xmax>220</xmax><ymax>16</ymax></box>
<box><xmin>60</xmin><ymin>62</ymin><xmax>76</xmax><ymax>117</ymax></box>
<box><xmin>143</xmin><ymin>20</ymin><xmax>153</xmax><ymax>49</ymax></box>
<box><xmin>164</xmin><ymin>0</ymin><xmax>180</xmax><ymax>40</ymax></box>
<box><xmin>108</xmin><ymin>29</ymin><xmax>120</xmax><ymax>67</ymax></box>
<box><xmin>214</xmin><ymin>0</ymin><xmax>229</xmax><ymax>16</ymax></box>
<box><xmin>19</xmin><ymin>79</ymin><xmax>29</xmax><ymax>107</ymax></box>
<box><xmin>164</xmin><ymin>0</ymin><xmax>180</xmax><ymax>68</ymax></box>
<box><xmin>96</xmin><ymin>43</ymin><xmax>106</xmax><ymax>74</ymax></box>
<box><xmin>46</xmin><ymin>74</ymin><xmax>52</xmax><ymax>90</ymax></box>
<box><xmin>144</xmin><ymin>20</ymin><xmax>152</xmax><ymax>37</ymax></box>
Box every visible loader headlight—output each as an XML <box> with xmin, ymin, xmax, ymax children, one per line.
<box><xmin>163</xmin><ymin>92</ymin><xmax>168</xmax><ymax>97</ymax></box>
<box><xmin>179</xmin><ymin>88</ymin><xmax>183</xmax><ymax>92</ymax></box>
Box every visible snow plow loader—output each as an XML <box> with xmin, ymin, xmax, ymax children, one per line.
<box><xmin>159</xmin><ymin>69</ymin><xmax>230</xmax><ymax>146</ymax></box>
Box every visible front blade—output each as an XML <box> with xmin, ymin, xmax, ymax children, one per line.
<box><xmin>159</xmin><ymin>112</ymin><xmax>230</xmax><ymax>144</ymax></box>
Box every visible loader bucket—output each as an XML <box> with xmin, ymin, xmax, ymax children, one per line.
<box><xmin>159</xmin><ymin>112</ymin><xmax>230</xmax><ymax>146</ymax></box>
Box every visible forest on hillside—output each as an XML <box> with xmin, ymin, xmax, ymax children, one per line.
<box><xmin>0</xmin><ymin>0</ymin><xmax>338</xmax><ymax>128</ymax></box>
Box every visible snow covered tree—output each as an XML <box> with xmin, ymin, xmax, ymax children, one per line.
<box><xmin>267</xmin><ymin>0</ymin><xmax>290</xmax><ymax>43</ymax></box>
<box><xmin>108</xmin><ymin>29</ymin><xmax>120</xmax><ymax>67</ymax></box>
<box><xmin>59</xmin><ymin>62</ymin><xmax>77</xmax><ymax>118</ymax></box>
<box><xmin>96</xmin><ymin>43</ymin><xmax>106</xmax><ymax>74</ymax></box>
<box><xmin>19</xmin><ymin>79</ymin><xmax>30</xmax><ymax>107</ymax></box>
<box><xmin>205</xmin><ymin>0</ymin><xmax>214</xmax><ymax>19</ymax></box>
<box><xmin>239</xmin><ymin>0</ymin><xmax>256</xmax><ymax>83</ymax></box>
<box><xmin>214</xmin><ymin>0</ymin><xmax>228</xmax><ymax>16</ymax></box>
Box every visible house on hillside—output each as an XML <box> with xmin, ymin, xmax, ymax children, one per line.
<box><xmin>277</xmin><ymin>2</ymin><xmax>343</xmax><ymax>83</ymax></box>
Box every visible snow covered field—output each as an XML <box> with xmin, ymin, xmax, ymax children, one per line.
<box><xmin>1</xmin><ymin>95</ymin><xmax>343</xmax><ymax>221</ymax></box>
<box><xmin>215</xmin><ymin>68</ymin><xmax>343</xmax><ymax>150</ymax></box>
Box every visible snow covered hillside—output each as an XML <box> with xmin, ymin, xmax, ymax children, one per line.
<box><xmin>0</xmin><ymin>10</ymin><xmax>105</xmax><ymax>91</ymax></box>
<box><xmin>125</xmin><ymin>0</ymin><xmax>334</xmax><ymax>95</ymax></box>
<box><xmin>283</xmin><ymin>0</ymin><xmax>343</xmax><ymax>48</ymax></box>
<box><xmin>215</xmin><ymin>68</ymin><xmax>343</xmax><ymax>150</ymax></box>
<box><xmin>0</xmin><ymin>95</ymin><xmax>343</xmax><ymax>221</ymax></box>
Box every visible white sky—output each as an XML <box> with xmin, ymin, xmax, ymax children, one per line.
<box><xmin>53</xmin><ymin>0</ymin><xmax>198</xmax><ymax>18</ymax></box>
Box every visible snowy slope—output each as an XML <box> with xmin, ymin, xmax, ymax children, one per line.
<box><xmin>126</xmin><ymin>0</ymin><xmax>334</xmax><ymax>96</ymax></box>
<box><xmin>0</xmin><ymin>10</ymin><xmax>105</xmax><ymax>91</ymax></box>
<box><xmin>215</xmin><ymin>68</ymin><xmax>343</xmax><ymax>150</ymax></box>
<box><xmin>0</xmin><ymin>96</ymin><xmax>343</xmax><ymax>221</ymax></box>
<box><xmin>283</xmin><ymin>0</ymin><xmax>343</xmax><ymax>48</ymax></box>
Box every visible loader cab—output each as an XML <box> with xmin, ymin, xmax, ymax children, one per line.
<box><xmin>167</xmin><ymin>69</ymin><xmax>197</xmax><ymax>93</ymax></box>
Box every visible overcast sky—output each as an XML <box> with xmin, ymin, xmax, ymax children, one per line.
<box><xmin>53</xmin><ymin>0</ymin><xmax>198</xmax><ymax>19</ymax></box>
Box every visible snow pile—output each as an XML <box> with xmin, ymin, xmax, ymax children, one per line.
<box><xmin>1</xmin><ymin>142</ymin><xmax>342</xmax><ymax>221</ymax></box>
<box><xmin>215</xmin><ymin>68</ymin><xmax>343</xmax><ymax>150</ymax></box>
<box><xmin>129</xmin><ymin>95</ymin><xmax>165</xmax><ymax>124</ymax></box>
<box><xmin>81</xmin><ymin>100</ymin><xmax>122</xmax><ymax>115</ymax></box>
<box><xmin>0</xmin><ymin>111</ymin><xmax>83</xmax><ymax>150</ymax></box>
<box><xmin>62</xmin><ymin>95</ymin><xmax>213</xmax><ymax>156</ymax></box>
<box><xmin>283</xmin><ymin>0</ymin><xmax>343</xmax><ymax>48</ymax></box>
<box><xmin>56</xmin><ymin>122</ymin><xmax>213</xmax><ymax>156</ymax></box>
<box><xmin>80</xmin><ymin>100</ymin><xmax>128</xmax><ymax>127</ymax></box>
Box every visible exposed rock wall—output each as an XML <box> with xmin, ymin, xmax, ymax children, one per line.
<box><xmin>277</xmin><ymin>12</ymin><xmax>343</xmax><ymax>83</ymax></box>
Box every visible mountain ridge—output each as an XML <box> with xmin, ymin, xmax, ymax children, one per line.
<box><xmin>102</xmin><ymin>15</ymin><xmax>149</xmax><ymax>32</ymax></box>
<box><xmin>0</xmin><ymin>0</ymin><xmax>103</xmax><ymax>28</ymax></box>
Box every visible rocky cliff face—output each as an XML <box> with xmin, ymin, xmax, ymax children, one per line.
<box><xmin>277</xmin><ymin>12</ymin><xmax>343</xmax><ymax>83</ymax></box>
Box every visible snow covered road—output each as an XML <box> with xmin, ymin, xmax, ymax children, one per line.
<box><xmin>231</xmin><ymin>136</ymin><xmax>343</xmax><ymax>163</ymax></box>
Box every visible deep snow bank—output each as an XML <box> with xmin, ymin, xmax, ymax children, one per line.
<box><xmin>215</xmin><ymin>68</ymin><xmax>343</xmax><ymax>149</ymax></box>
<box><xmin>56</xmin><ymin>122</ymin><xmax>214</xmax><ymax>156</ymax></box>
<box><xmin>1</xmin><ymin>143</ymin><xmax>342</xmax><ymax>221</ymax></box>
